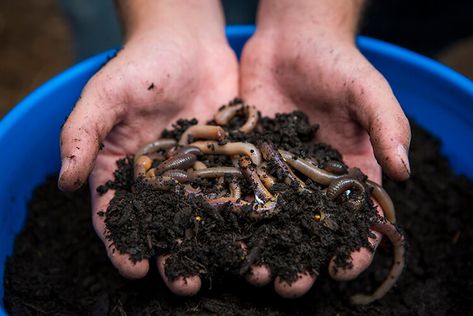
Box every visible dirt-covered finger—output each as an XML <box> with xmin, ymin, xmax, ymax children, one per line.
<box><xmin>274</xmin><ymin>272</ymin><xmax>316</xmax><ymax>299</ymax></box>
<box><xmin>157</xmin><ymin>255</ymin><xmax>202</xmax><ymax>296</ymax></box>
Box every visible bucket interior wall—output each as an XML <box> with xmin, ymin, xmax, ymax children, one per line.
<box><xmin>1</xmin><ymin>25</ymin><xmax>472</xmax><ymax>314</ymax></box>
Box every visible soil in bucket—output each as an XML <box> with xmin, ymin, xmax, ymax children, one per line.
<box><xmin>4</xmin><ymin>107</ymin><xmax>473</xmax><ymax>315</ymax></box>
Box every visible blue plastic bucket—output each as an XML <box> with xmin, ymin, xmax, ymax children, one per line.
<box><xmin>1</xmin><ymin>25</ymin><xmax>472</xmax><ymax>314</ymax></box>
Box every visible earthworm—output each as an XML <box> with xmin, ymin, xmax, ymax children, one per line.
<box><xmin>162</xmin><ymin>169</ymin><xmax>190</xmax><ymax>183</ymax></box>
<box><xmin>326</xmin><ymin>177</ymin><xmax>367</xmax><ymax>201</ymax></box>
<box><xmin>240</xmin><ymin>156</ymin><xmax>273</xmax><ymax>203</ymax></box>
<box><xmin>247</xmin><ymin>197</ymin><xmax>280</xmax><ymax>219</ymax></box>
<box><xmin>179</xmin><ymin>125</ymin><xmax>226</xmax><ymax>145</ymax></box>
<box><xmin>256</xmin><ymin>164</ymin><xmax>276</xmax><ymax>190</ymax></box>
<box><xmin>214</xmin><ymin>102</ymin><xmax>244</xmax><ymax>125</ymax></box>
<box><xmin>322</xmin><ymin>160</ymin><xmax>348</xmax><ymax>175</ymax></box>
<box><xmin>350</xmin><ymin>221</ymin><xmax>405</xmax><ymax>305</ymax></box>
<box><xmin>134</xmin><ymin>155</ymin><xmax>153</xmax><ymax>179</ymax></box>
<box><xmin>229</xmin><ymin>179</ymin><xmax>242</xmax><ymax>199</ymax></box>
<box><xmin>155</xmin><ymin>153</ymin><xmax>197</xmax><ymax>175</ymax></box>
<box><xmin>279</xmin><ymin>150</ymin><xmax>339</xmax><ymax>185</ymax></box>
<box><xmin>166</xmin><ymin>146</ymin><xmax>202</xmax><ymax>158</ymax></box>
<box><xmin>191</xmin><ymin>167</ymin><xmax>243</xmax><ymax>179</ymax></box>
<box><xmin>240</xmin><ymin>105</ymin><xmax>259</xmax><ymax>133</ymax></box>
<box><xmin>190</xmin><ymin>141</ymin><xmax>263</xmax><ymax>166</ymax></box>
<box><xmin>192</xmin><ymin>161</ymin><xmax>208</xmax><ymax>170</ymax></box>
<box><xmin>135</xmin><ymin>139</ymin><xmax>176</xmax><ymax>158</ymax></box>
<box><xmin>214</xmin><ymin>103</ymin><xmax>259</xmax><ymax>133</ymax></box>
<box><xmin>207</xmin><ymin>197</ymin><xmax>249</xmax><ymax>209</ymax></box>
<box><xmin>367</xmin><ymin>180</ymin><xmax>397</xmax><ymax>224</ymax></box>
<box><xmin>260</xmin><ymin>143</ymin><xmax>305</xmax><ymax>187</ymax></box>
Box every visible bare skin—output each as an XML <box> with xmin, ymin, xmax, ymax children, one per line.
<box><xmin>58</xmin><ymin>0</ymin><xmax>238</xmax><ymax>295</ymax></box>
<box><xmin>58</xmin><ymin>0</ymin><xmax>410</xmax><ymax>299</ymax></box>
<box><xmin>241</xmin><ymin>0</ymin><xmax>410</xmax><ymax>297</ymax></box>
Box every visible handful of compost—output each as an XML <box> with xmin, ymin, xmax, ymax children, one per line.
<box><xmin>102</xmin><ymin>99</ymin><xmax>405</xmax><ymax>305</ymax></box>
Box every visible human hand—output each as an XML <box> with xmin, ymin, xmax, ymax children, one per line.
<box><xmin>240</xmin><ymin>0</ymin><xmax>410</xmax><ymax>298</ymax></box>
<box><xmin>58</xmin><ymin>0</ymin><xmax>238</xmax><ymax>296</ymax></box>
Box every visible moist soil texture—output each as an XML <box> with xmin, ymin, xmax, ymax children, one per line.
<box><xmin>4</xmin><ymin>119</ymin><xmax>473</xmax><ymax>315</ymax></box>
<box><xmin>99</xmin><ymin>109</ymin><xmax>378</xmax><ymax>285</ymax></box>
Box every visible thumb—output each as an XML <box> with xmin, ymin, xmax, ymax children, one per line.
<box><xmin>351</xmin><ymin>69</ymin><xmax>411</xmax><ymax>181</ymax></box>
<box><xmin>58</xmin><ymin>78</ymin><xmax>123</xmax><ymax>191</ymax></box>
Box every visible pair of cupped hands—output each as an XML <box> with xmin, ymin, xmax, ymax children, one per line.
<box><xmin>58</xmin><ymin>24</ymin><xmax>410</xmax><ymax>298</ymax></box>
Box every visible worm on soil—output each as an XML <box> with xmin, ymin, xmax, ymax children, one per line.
<box><xmin>162</xmin><ymin>169</ymin><xmax>191</xmax><ymax>183</ymax></box>
<box><xmin>190</xmin><ymin>141</ymin><xmax>262</xmax><ymax>166</ymax></box>
<box><xmin>256</xmin><ymin>164</ymin><xmax>276</xmax><ymax>190</ymax></box>
<box><xmin>350</xmin><ymin>221</ymin><xmax>405</xmax><ymax>305</ymax></box>
<box><xmin>192</xmin><ymin>161</ymin><xmax>208</xmax><ymax>170</ymax></box>
<box><xmin>135</xmin><ymin>139</ymin><xmax>176</xmax><ymax>159</ymax></box>
<box><xmin>240</xmin><ymin>156</ymin><xmax>273</xmax><ymax>203</ymax></box>
<box><xmin>179</xmin><ymin>125</ymin><xmax>226</xmax><ymax>145</ymax></box>
<box><xmin>367</xmin><ymin>180</ymin><xmax>397</xmax><ymax>224</ymax></box>
<box><xmin>190</xmin><ymin>167</ymin><xmax>243</xmax><ymax>179</ymax></box>
<box><xmin>260</xmin><ymin>143</ymin><xmax>305</xmax><ymax>187</ymax></box>
<box><xmin>214</xmin><ymin>103</ymin><xmax>258</xmax><ymax>133</ymax></box>
<box><xmin>166</xmin><ymin>146</ymin><xmax>202</xmax><ymax>158</ymax></box>
<box><xmin>322</xmin><ymin>160</ymin><xmax>348</xmax><ymax>175</ymax></box>
<box><xmin>214</xmin><ymin>103</ymin><xmax>244</xmax><ymax>125</ymax></box>
<box><xmin>279</xmin><ymin>150</ymin><xmax>339</xmax><ymax>185</ymax></box>
<box><xmin>326</xmin><ymin>177</ymin><xmax>367</xmax><ymax>201</ymax></box>
<box><xmin>156</xmin><ymin>153</ymin><xmax>197</xmax><ymax>175</ymax></box>
<box><xmin>134</xmin><ymin>155</ymin><xmax>153</xmax><ymax>179</ymax></box>
<box><xmin>229</xmin><ymin>179</ymin><xmax>242</xmax><ymax>199</ymax></box>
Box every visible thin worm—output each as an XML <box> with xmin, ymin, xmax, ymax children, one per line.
<box><xmin>191</xmin><ymin>167</ymin><xmax>243</xmax><ymax>179</ymax></box>
<box><xmin>162</xmin><ymin>169</ymin><xmax>190</xmax><ymax>183</ymax></box>
<box><xmin>192</xmin><ymin>161</ymin><xmax>208</xmax><ymax>171</ymax></box>
<box><xmin>256</xmin><ymin>164</ymin><xmax>276</xmax><ymax>190</ymax></box>
<box><xmin>260</xmin><ymin>143</ymin><xmax>305</xmax><ymax>187</ymax></box>
<box><xmin>166</xmin><ymin>146</ymin><xmax>202</xmax><ymax>158</ymax></box>
<box><xmin>179</xmin><ymin>125</ymin><xmax>226</xmax><ymax>145</ymax></box>
<box><xmin>322</xmin><ymin>160</ymin><xmax>348</xmax><ymax>175</ymax></box>
<box><xmin>240</xmin><ymin>156</ymin><xmax>273</xmax><ymax>203</ymax></box>
<box><xmin>279</xmin><ymin>150</ymin><xmax>339</xmax><ymax>185</ymax></box>
<box><xmin>135</xmin><ymin>139</ymin><xmax>176</xmax><ymax>159</ymax></box>
<box><xmin>229</xmin><ymin>179</ymin><xmax>242</xmax><ymax>199</ymax></box>
<box><xmin>350</xmin><ymin>221</ymin><xmax>405</xmax><ymax>305</ymax></box>
<box><xmin>247</xmin><ymin>197</ymin><xmax>280</xmax><ymax>219</ymax></box>
<box><xmin>214</xmin><ymin>103</ymin><xmax>244</xmax><ymax>125</ymax></box>
<box><xmin>326</xmin><ymin>177</ymin><xmax>367</xmax><ymax>200</ymax></box>
<box><xmin>240</xmin><ymin>105</ymin><xmax>259</xmax><ymax>133</ymax></box>
<box><xmin>134</xmin><ymin>155</ymin><xmax>153</xmax><ymax>179</ymax></box>
<box><xmin>190</xmin><ymin>141</ymin><xmax>262</xmax><ymax>166</ymax></box>
<box><xmin>367</xmin><ymin>180</ymin><xmax>397</xmax><ymax>224</ymax></box>
<box><xmin>207</xmin><ymin>197</ymin><xmax>249</xmax><ymax>209</ymax></box>
<box><xmin>156</xmin><ymin>153</ymin><xmax>197</xmax><ymax>175</ymax></box>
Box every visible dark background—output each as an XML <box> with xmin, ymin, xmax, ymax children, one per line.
<box><xmin>0</xmin><ymin>0</ymin><xmax>471</xmax><ymax>117</ymax></box>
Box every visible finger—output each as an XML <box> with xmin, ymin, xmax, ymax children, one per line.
<box><xmin>157</xmin><ymin>255</ymin><xmax>202</xmax><ymax>296</ymax></box>
<box><xmin>328</xmin><ymin>199</ymin><xmax>383</xmax><ymax>281</ymax></box>
<box><xmin>59</xmin><ymin>76</ymin><xmax>124</xmax><ymax>191</ymax></box>
<box><xmin>90</xmin><ymin>158</ymin><xmax>149</xmax><ymax>279</ymax></box>
<box><xmin>274</xmin><ymin>272</ymin><xmax>316</xmax><ymax>299</ymax></box>
<box><xmin>350</xmin><ymin>68</ymin><xmax>411</xmax><ymax>181</ymax></box>
<box><xmin>239</xmin><ymin>242</ymin><xmax>272</xmax><ymax>287</ymax></box>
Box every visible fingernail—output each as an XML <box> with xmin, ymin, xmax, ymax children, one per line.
<box><xmin>58</xmin><ymin>158</ymin><xmax>71</xmax><ymax>191</ymax></box>
<box><xmin>397</xmin><ymin>145</ymin><xmax>411</xmax><ymax>176</ymax></box>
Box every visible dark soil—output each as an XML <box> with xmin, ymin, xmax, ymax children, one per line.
<box><xmin>4</xmin><ymin>121</ymin><xmax>473</xmax><ymax>315</ymax></box>
<box><xmin>99</xmin><ymin>110</ymin><xmax>377</xmax><ymax>284</ymax></box>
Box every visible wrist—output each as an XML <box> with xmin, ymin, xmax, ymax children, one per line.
<box><xmin>256</xmin><ymin>0</ymin><xmax>365</xmax><ymax>44</ymax></box>
<box><xmin>117</xmin><ymin>0</ymin><xmax>227</xmax><ymax>44</ymax></box>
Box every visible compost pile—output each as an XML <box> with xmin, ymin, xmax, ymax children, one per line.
<box><xmin>97</xmin><ymin>99</ymin><xmax>403</xmax><ymax>305</ymax></box>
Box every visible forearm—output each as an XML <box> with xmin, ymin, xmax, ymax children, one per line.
<box><xmin>116</xmin><ymin>0</ymin><xmax>227</xmax><ymax>43</ymax></box>
<box><xmin>256</xmin><ymin>0</ymin><xmax>365</xmax><ymax>41</ymax></box>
